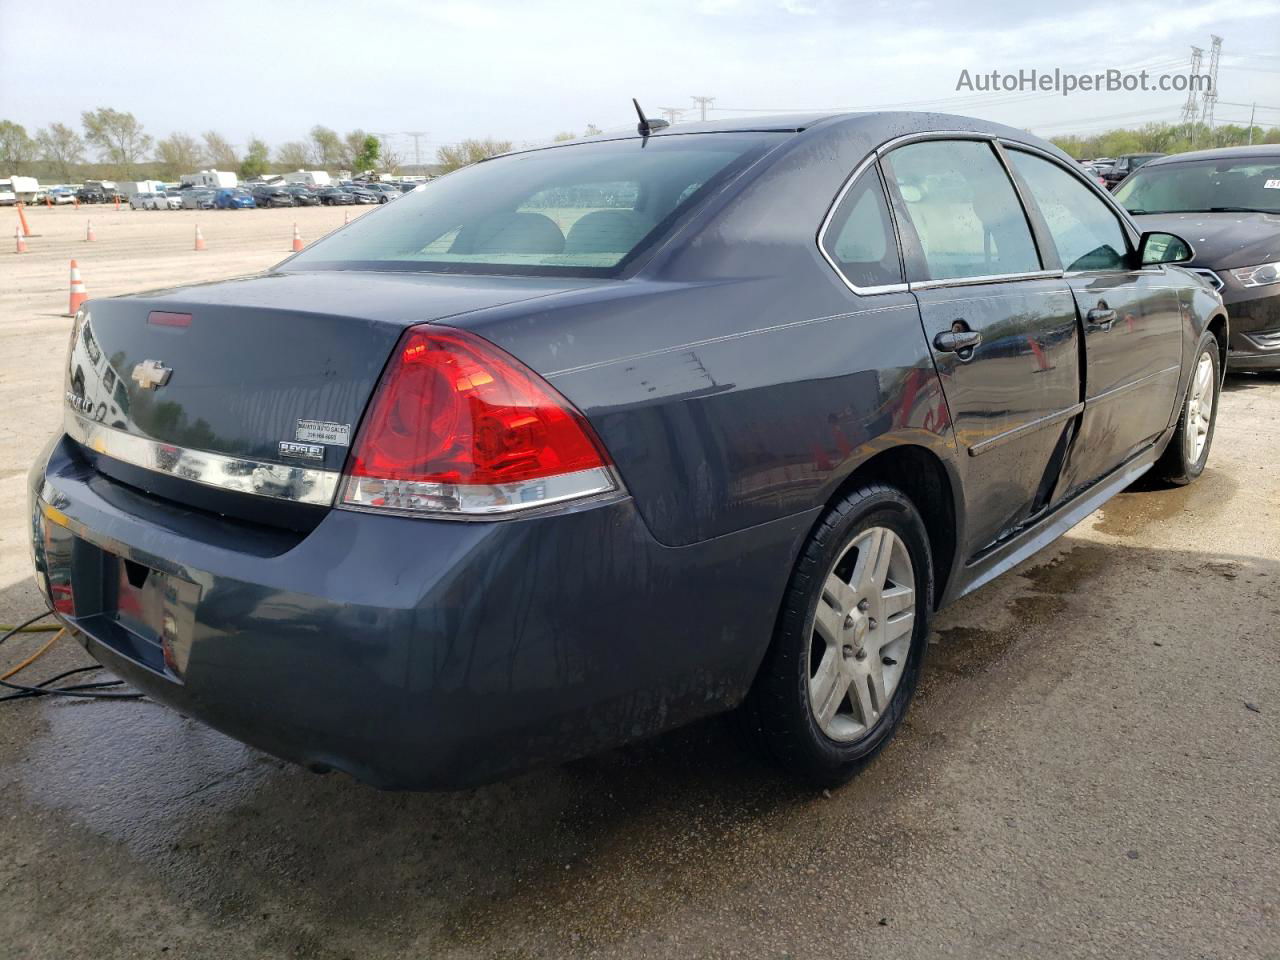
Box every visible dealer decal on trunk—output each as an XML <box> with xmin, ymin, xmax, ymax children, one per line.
<box><xmin>296</xmin><ymin>420</ymin><xmax>351</xmax><ymax>446</ymax></box>
<box><xmin>279</xmin><ymin>441</ymin><xmax>326</xmax><ymax>462</ymax></box>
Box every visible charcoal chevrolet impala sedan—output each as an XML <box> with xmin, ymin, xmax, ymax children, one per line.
<box><xmin>29</xmin><ymin>112</ymin><xmax>1226</xmax><ymax>790</ymax></box>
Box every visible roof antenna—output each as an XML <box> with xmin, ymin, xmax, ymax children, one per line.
<box><xmin>633</xmin><ymin>98</ymin><xmax>670</xmax><ymax>137</ymax></box>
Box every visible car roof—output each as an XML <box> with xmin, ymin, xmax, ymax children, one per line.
<box><xmin>513</xmin><ymin>110</ymin><xmax>1066</xmax><ymax>161</ymax></box>
<box><xmin>1143</xmin><ymin>143</ymin><xmax>1280</xmax><ymax>166</ymax></box>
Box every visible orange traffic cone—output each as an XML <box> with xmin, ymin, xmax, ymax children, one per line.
<box><xmin>74</xmin><ymin>195</ymin><xmax>80</xmax><ymax>210</ymax></box>
<box><xmin>114</xmin><ymin>195</ymin><xmax>120</xmax><ymax>211</ymax></box>
<box><xmin>67</xmin><ymin>260</ymin><xmax>87</xmax><ymax>316</ymax></box>
<box><xmin>85</xmin><ymin>220</ymin><xmax>96</xmax><ymax>242</ymax></box>
<box><xmin>45</xmin><ymin>194</ymin><xmax>52</xmax><ymax>208</ymax></box>
<box><xmin>194</xmin><ymin>224</ymin><xmax>207</xmax><ymax>251</ymax></box>
<box><xmin>16</xmin><ymin>202</ymin><xmax>32</xmax><ymax>237</ymax></box>
<box><xmin>291</xmin><ymin>223</ymin><xmax>304</xmax><ymax>252</ymax></box>
<box><xmin>15</xmin><ymin>224</ymin><xmax>27</xmax><ymax>254</ymax></box>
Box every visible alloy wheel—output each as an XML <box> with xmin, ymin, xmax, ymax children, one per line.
<box><xmin>1184</xmin><ymin>350</ymin><xmax>1215</xmax><ymax>464</ymax></box>
<box><xmin>807</xmin><ymin>526</ymin><xmax>916</xmax><ymax>741</ymax></box>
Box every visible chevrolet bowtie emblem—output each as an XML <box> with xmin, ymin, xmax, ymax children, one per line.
<box><xmin>131</xmin><ymin>359</ymin><xmax>172</xmax><ymax>390</ymax></box>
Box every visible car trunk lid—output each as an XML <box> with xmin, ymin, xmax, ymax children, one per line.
<box><xmin>66</xmin><ymin>270</ymin><xmax>599</xmax><ymax>527</ymax></box>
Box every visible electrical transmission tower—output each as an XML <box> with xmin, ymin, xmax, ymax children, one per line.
<box><xmin>690</xmin><ymin>96</ymin><xmax>716</xmax><ymax>121</ymax></box>
<box><xmin>658</xmin><ymin>107</ymin><xmax>687</xmax><ymax>124</ymax></box>
<box><xmin>403</xmin><ymin>131</ymin><xmax>429</xmax><ymax>170</ymax></box>
<box><xmin>1180</xmin><ymin>45</ymin><xmax>1203</xmax><ymax>129</ymax></box>
<box><xmin>1199</xmin><ymin>35</ymin><xmax>1223</xmax><ymax>133</ymax></box>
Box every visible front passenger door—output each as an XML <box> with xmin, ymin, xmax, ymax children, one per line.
<box><xmin>1005</xmin><ymin>149</ymin><xmax>1184</xmax><ymax>496</ymax></box>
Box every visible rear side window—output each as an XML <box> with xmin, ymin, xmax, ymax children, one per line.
<box><xmin>821</xmin><ymin>169</ymin><xmax>902</xmax><ymax>289</ymax></box>
<box><xmin>287</xmin><ymin>133</ymin><xmax>784</xmax><ymax>277</ymax></box>
<box><xmin>1009</xmin><ymin>151</ymin><xmax>1130</xmax><ymax>272</ymax></box>
<box><xmin>882</xmin><ymin>140</ymin><xmax>1040</xmax><ymax>281</ymax></box>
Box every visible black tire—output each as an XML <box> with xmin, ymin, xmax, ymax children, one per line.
<box><xmin>743</xmin><ymin>484</ymin><xmax>934</xmax><ymax>788</ymax></box>
<box><xmin>1155</xmin><ymin>330</ymin><xmax>1220</xmax><ymax>486</ymax></box>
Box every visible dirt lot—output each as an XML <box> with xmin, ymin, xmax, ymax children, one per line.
<box><xmin>0</xmin><ymin>204</ymin><xmax>1277</xmax><ymax>959</ymax></box>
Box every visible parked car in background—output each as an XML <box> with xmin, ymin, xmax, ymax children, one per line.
<box><xmin>361</xmin><ymin>182</ymin><xmax>400</xmax><ymax>203</ymax></box>
<box><xmin>1116</xmin><ymin>144</ymin><xmax>1280</xmax><ymax>371</ymax></box>
<box><xmin>32</xmin><ymin>113</ymin><xmax>1226</xmax><ymax>792</ymax></box>
<box><xmin>214</xmin><ymin>187</ymin><xmax>256</xmax><ymax>209</ymax></box>
<box><xmin>49</xmin><ymin>187</ymin><xmax>75</xmax><ymax>205</ymax></box>
<box><xmin>316</xmin><ymin>185</ymin><xmax>355</xmax><ymax>205</ymax></box>
<box><xmin>181</xmin><ymin>188</ymin><xmax>218</xmax><ymax>210</ymax></box>
<box><xmin>251</xmin><ymin>184</ymin><xmax>295</xmax><ymax>208</ymax></box>
<box><xmin>158</xmin><ymin>189</ymin><xmax>183</xmax><ymax>210</ymax></box>
<box><xmin>397</xmin><ymin>181</ymin><xmax>423</xmax><ymax>194</ymax></box>
<box><xmin>347</xmin><ymin>185</ymin><xmax>381</xmax><ymax>205</ymax></box>
<box><xmin>129</xmin><ymin>192</ymin><xmax>161</xmax><ymax>210</ymax></box>
<box><xmin>285</xmin><ymin>185</ymin><xmax>320</xmax><ymax>206</ymax></box>
<box><xmin>0</xmin><ymin>181</ymin><xmax>16</xmax><ymax>206</ymax></box>
<box><xmin>75</xmin><ymin>186</ymin><xmax>105</xmax><ymax>204</ymax></box>
<box><xmin>1101</xmin><ymin>153</ymin><xmax>1165</xmax><ymax>190</ymax></box>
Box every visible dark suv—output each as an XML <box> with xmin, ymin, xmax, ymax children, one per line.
<box><xmin>1101</xmin><ymin>153</ymin><xmax>1165</xmax><ymax>189</ymax></box>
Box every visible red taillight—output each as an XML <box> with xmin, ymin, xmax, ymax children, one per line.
<box><xmin>340</xmin><ymin>326</ymin><xmax>617</xmax><ymax>516</ymax></box>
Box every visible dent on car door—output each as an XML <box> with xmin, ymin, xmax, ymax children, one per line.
<box><xmin>880</xmin><ymin>138</ymin><xmax>1083</xmax><ymax>559</ymax></box>
<box><xmin>1005</xmin><ymin>148</ymin><xmax>1183</xmax><ymax>497</ymax></box>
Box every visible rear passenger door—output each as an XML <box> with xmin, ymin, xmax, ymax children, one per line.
<box><xmin>1004</xmin><ymin>148</ymin><xmax>1184</xmax><ymax>496</ymax></box>
<box><xmin>880</xmin><ymin>137</ymin><xmax>1083</xmax><ymax>559</ymax></box>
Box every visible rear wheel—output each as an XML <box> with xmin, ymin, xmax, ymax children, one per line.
<box><xmin>1155</xmin><ymin>331</ymin><xmax>1220</xmax><ymax>485</ymax></box>
<box><xmin>744</xmin><ymin>485</ymin><xmax>933</xmax><ymax>787</ymax></box>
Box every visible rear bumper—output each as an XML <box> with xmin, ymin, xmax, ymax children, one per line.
<box><xmin>28</xmin><ymin>435</ymin><xmax>809</xmax><ymax>789</ymax></box>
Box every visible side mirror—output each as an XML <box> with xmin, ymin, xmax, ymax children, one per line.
<box><xmin>1138</xmin><ymin>231</ymin><xmax>1194</xmax><ymax>266</ymax></box>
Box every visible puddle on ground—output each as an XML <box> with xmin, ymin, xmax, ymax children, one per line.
<box><xmin>1093</xmin><ymin>467</ymin><xmax>1235</xmax><ymax>539</ymax></box>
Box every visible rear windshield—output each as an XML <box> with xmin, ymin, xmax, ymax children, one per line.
<box><xmin>284</xmin><ymin>133</ymin><xmax>784</xmax><ymax>277</ymax></box>
<box><xmin>1114</xmin><ymin>156</ymin><xmax>1280</xmax><ymax>215</ymax></box>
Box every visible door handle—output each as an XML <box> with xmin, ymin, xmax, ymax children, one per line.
<box><xmin>933</xmin><ymin>329</ymin><xmax>983</xmax><ymax>353</ymax></box>
<box><xmin>1086</xmin><ymin>307</ymin><xmax>1117</xmax><ymax>330</ymax></box>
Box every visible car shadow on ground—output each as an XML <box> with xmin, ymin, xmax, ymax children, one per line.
<box><xmin>1223</xmin><ymin>370</ymin><xmax>1280</xmax><ymax>393</ymax></box>
<box><xmin>0</xmin><ymin>464</ymin><xmax>1271</xmax><ymax>956</ymax></box>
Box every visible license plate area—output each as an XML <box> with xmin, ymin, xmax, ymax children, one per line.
<box><xmin>104</xmin><ymin>553</ymin><xmax>200</xmax><ymax>679</ymax></box>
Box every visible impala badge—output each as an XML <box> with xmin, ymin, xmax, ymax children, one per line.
<box><xmin>131</xmin><ymin>359</ymin><xmax>172</xmax><ymax>390</ymax></box>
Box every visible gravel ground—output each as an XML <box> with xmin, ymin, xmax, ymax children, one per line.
<box><xmin>0</xmin><ymin>203</ymin><xmax>1276</xmax><ymax>959</ymax></box>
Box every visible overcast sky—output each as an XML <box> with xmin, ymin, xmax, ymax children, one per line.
<box><xmin>2</xmin><ymin>0</ymin><xmax>1278</xmax><ymax>159</ymax></box>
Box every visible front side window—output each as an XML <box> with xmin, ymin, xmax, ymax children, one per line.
<box><xmin>882</xmin><ymin>139</ymin><xmax>1040</xmax><ymax>281</ymax></box>
<box><xmin>1114</xmin><ymin>156</ymin><xmax>1280</xmax><ymax>215</ymax></box>
<box><xmin>821</xmin><ymin>168</ymin><xmax>902</xmax><ymax>289</ymax></box>
<box><xmin>1009</xmin><ymin>151</ymin><xmax>1130</xmax><ymax>272</ymax></box>
<box><xmin>286</xmin><ymin>133</ymin><xmax>784</xmax><ymax>277</ymax></box>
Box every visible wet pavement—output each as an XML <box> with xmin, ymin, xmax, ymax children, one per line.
<box><xmin>1</xmin><ymin>376</ymin><xmax>1278</xmax><ymax>958</ymax></box>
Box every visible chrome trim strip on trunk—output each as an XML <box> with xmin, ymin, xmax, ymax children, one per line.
<box><xmin>64</xmin><ymin>412</ymin><xmax>342</xmax><ymax>506</ymax></box>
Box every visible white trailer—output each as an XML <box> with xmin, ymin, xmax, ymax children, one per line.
<box><xmin>117</xmin><ymin>180</ymin><xmax>166</xmax><ymax>197</ymax></box>
<box><xmin>8</xmin><ymin>176</ymin><xmax>39</xmax><ymax>204</ymax></box>
<box><xmin>283</xmin><ymin>170</ymin><xmax>331</xmax><ymax>187</ymax></box>
<box><xmin>180</xmin><ymin>169</ymin><xmax>238</xmax><ymax>189</ymax></box>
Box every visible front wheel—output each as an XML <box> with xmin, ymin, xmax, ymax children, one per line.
<box><xmin>744</xmin><ymin>485</ymin><xmax>934</xmax><ymax>788</ymax></box>
<box><xmin>1155</xmin><ymin>331</ymin><xmax>1220</xmax><ymax>485</ymax></box>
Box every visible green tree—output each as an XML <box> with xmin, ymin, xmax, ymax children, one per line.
<box><xmin>309</xmin><ymin>125</ymin><xmax>343</xmax><ymax>168</ymax></box>
<box><xmin>436</xmin><ymin>137</ymin><xmax>514</xmax><ymax>173</ymax></box>
<box><xmin>202</xmin><ymin>130</ymin><xmax>238</xmax><ymax>170</ymax></box>
<box><xmin>35</xmin><ymin>122</ymin><xmax>84</xmax><ymax>180</ymax></box>
<box><xmin>552</xmin><ymin>131</ymin><xmax>577</xmax><ymax>142</ymax></box>
<box><xmin>81</xmin><ymin>107</ymin><xmax>152</xmax><ymax>177</ymax></box>
<box><xmin>239</xmin><ymin>137</ymin><xmax>270</xmax><ymax>179</ymax></box>
<box><xmin>352</xmin><ymin>133</ymin><xmax>380</xmax><ymax>173</ymax></box>
<box><xmin>275</xmin><ymin>140</ymin><xmax>311</xmax><ymax>169</ymax></box>
<box><xmin>154</xmin><ymin>132</ymin><xmax>202</xmax><ymax>178</ymax></box>
<box><xmin>1</xmin><ymin>120</ymin><xmax>38</xmax><ymax>174</ymax></box>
